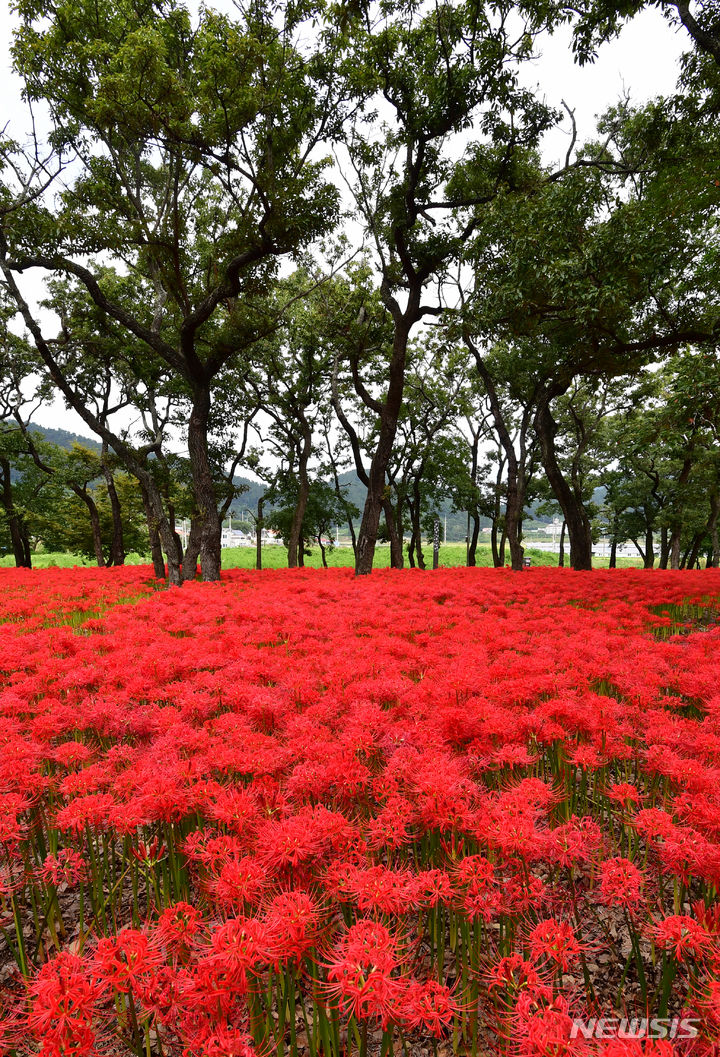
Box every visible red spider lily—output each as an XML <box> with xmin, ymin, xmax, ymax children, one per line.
<box><xmin>2</xmin><ymin>565</ymin><xmax>720</xmax><ymax>1052</ymax></box>
<box><xmin>651</xmin><ymin>916</ymin><xmax>715</xmax><ymax>962</ymax></box>
<box><xmin>488</xmin><ymin>955</ymin><xmax>551</xmax><ymax>1000</ymax></box>
<box><xmin>599</xmin><ymin>858</ymin><xmax>646</xmax><ymax>910</ymax></box>
<box><xmin>324</xmin><ymin>919</ymin><xmax>406</xmax><ymax>1026</ymax></box>
<box><xmin>155</xmin><ymin>902</ymin><xmax>204</xmax><ymax>953</ymax></box>
<box><xmin>511</xmin><ymin>993</ymin><xmax>581</xmax><ymax>1057</ymax></box>
<box><xmin>201</xmin><ymin>915</ymin><xmax>270</xmax><ymax>993</ymax></box>
<box><xmin>527</xmin><ymin>919</ymin><xmax>584</xmax><ymax>972</ymax></box>
<box><xmin>400</xmin><ymin>978</ymin><xmax>460</xmax><ymax>1036</ymax></box>
<box><xmin>26</xmin><ymin>951</ymin><xmax>102</xmax><ymax>1056</ymax></box>
<box><xmin>94</xmin><ymin>928</ymin><xmax>161</xmax><ymax>994</ymax></box>
<box><xmin>264</xmin><ymin>889</ymin><xmax>321</xmax><ymax>964</ymax></box>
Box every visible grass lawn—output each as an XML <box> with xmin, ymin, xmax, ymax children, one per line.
<box><xmin>2</xmin><ymin>543</ymin><xmax>644</xmax><ymax>569</ymax></box>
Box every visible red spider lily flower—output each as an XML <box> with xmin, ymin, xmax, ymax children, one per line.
<box><xmin>542</xmin><ymin>817</ymin><xmax>603</xmax><ymax>869</ymax></box>
<box><xmin>324</xmin><ymin>918</ymin><xmax>405</xmax><ymax>1026</ymax></box>
<box><xmin>400</xmin><ymin>979</ymin><xmax>460</xmax><ymax>1036</ymax></box>
<box><xmin>488</xmin><ymin>955</ymin><xmax>550</xmax><ymax>999</ymax></box>
<box><xmin>264</xmin><ymin>890</ymin><xmax>320</xmax><ymax>964</ymax></box>
<box><xmin>512</xmin><ymin>994</ymin><xmax>581</xmax><ymax>1057</ymax></box>
<box><xmin>94</xmin><ymin>928</ymin><xmax>161</xmax><ymax>994</ymax></box>
<box><xmin>26</xmin><ymin>951</ymin><xmax>102</xmax><ymax>1056</ymax></box>
<box><xmin>209</xmin><ymin>855</ymin><xmax>267</xmax><ymax>909</ymax></box>
<box><xmin>40</xmin><ymin>849</ymin><xmax>88</xmax><ymax>887</ymax></box>
<box><xmin>133</xmin><ymin>963</ymin><xmax>195</xmax><ymax>1028</ymax></box>
<box><xmin>54</xmin><ymin>792</ymin><xmax>118</xmax><ymax>834</ymax></box>
<box><xmin>201</xmin><ymin>916</ymin><xmax>270</xmax><ymax>994</ymax></box>
<box><xmin>651</xmin><ymin>915</ymin><xmax>715</xmax><ymax>962</ymax></box>
<box><xmin>155</xmin><ymin>902</ymin><xmax>204</xmax><ymax>954</ymax></box>
<box><xmin>596</xmin><ymin>1042</ymin><xmax>675</xmax><ymax>1056</ymax></box>
<box><xmin>527</xmin><ymin>919</ymin><xmax>583</xmax><ymax>972</ymax></box>
<box><xmin>599</xmin><ymin>858</ymin><xmax>646</xmax><ymax>910</ymax></box>
<box><xmin>633</xmin><ymin>808</ymin><xmax>678</xmax><ymax>841</ymax></box>
<box><xmin>182</xmin><ymin>1023</ymin><xmax>258</xmax><ymax>1057</ymax></box>
<box><xmin>606</xmin><ymin>783</ymin><xmax>642</xmax><ymax>807</ymax></box>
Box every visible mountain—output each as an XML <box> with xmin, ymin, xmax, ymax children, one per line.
<box><xmin>29</xmin><ymin>423</ymin><xmax>486</xmax><ymax>541</ymax></box>
<box><xmin>30</xmin><ymin>424</ymin><xmax>102</xmax><ymax>453</ymax></box>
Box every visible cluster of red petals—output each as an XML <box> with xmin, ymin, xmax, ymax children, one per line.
<box><xmin>0</xmin><ymin>564</ymin><xmax>718</xmax><ymax>1055</ymax></box>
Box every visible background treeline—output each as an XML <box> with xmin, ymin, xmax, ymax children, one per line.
<box><xmin>0</xmin><ymin>0</ymin><xmax>718</xmax><ymax>581</ymax></box>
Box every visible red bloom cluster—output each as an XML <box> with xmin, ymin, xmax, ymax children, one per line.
<box><xmin>0</xmin><ymin>564</ymin><xmax>719</xmax><ymax>1056</ymax></box>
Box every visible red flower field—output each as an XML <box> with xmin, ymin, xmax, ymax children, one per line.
<box><xmin>1</xmin><ymin>566</ymin><xmax>720</xmax><ymax>1056</ymax></box>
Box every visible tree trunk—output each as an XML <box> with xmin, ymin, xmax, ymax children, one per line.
<box><xmin>534</xmin><ymin>396</ymin><xmax>593</xmax><ymax>571</ymax></box>
<box><xmin>140</xmin><ymin>482</ymin><xmax>166</xmax><ymax>579</ymax></box>
<box><xmin>558</xmin><ymin>520</ymin><xmax>566</xmax><ymax>567</ymax></box>
<box><xmin>355</xmin><ymin>314</ymin><xmax>414</xmax><ymax>575</ymax></box>
<box><xmin>0</xmin><ymin>459</ymin><xmax>32</xmax><ymax>568</ymax></box>
<box><xmin>409</xmin><ymin>481</ymin><xmax>425</xmax><ymax>570</ymax></box>
<box><xmin>669</xmin><ymin>456</ymin><xmax>694</xmax><ymax>570</ymax></box>
<box><xmin>708</xmin><ymin>491</ymin><xmax>720</xmax><ymax>568</ymax></box>
<box><xmin>683</xmin><ymin>532</ymin><xmax>703</xmax><ymax>570</ymax></box>
<box><xmin>468</xmin><ymin>513</ymin><xmax>480</xmax><ymax>567</ymax></box>
<box><xmin>288</xmin><ymin>429</ymin><xmax>312</xmax><ymax>569</ymax></box>
<box><xmin>73</xmin><ymin>485</ymin><xmax>105</xmax><ymax>567</ymax></box>
<box><xmin>101</xmin><ymin>451</ymin><xmax>125</xmax><ymax>566</ymax></box>
<box><xmin>644</xmin><ymin>522</ymin><xmax>655</xmax><ymax>569</ymax></box>
<box><xmin>499</xmin><ymin>525</ymin><xmax>507</xmax><ymax>566</ymax></box>
<box><xmin>317</xmin><ymin>535</ymin><xmax>328</xmax><ymax>568</ymax></box>
<box><xmin>467</xmin><ymin>344</ymin><xmax>527</xmax><ymax>570</ymax></box>
<box><xmin>188</xmin><ymin>387</ymin><xmax>222</xmax><ymax>582</ymax></box>
<box><xmin>383</xmin><ymin>496</ymin><xmax>404</xmax><ymax>569</ymax></box>
<box><xmin>669</xmin><ymin>529</ymin><xmax>682</xmax><ymax>570</ymax></box>
<box><xmin>182</xmin><ymin>517</ymin><xmax>202</xmax><ymax>581</ymax></box>
<box><xmin>256</xmin><ymin>495</ymin><xmax>264</xmax><ymax>571</ymax></box>
<box><xmin>659</xmin><ymin>526</ymin><xmax>669</xmax><ymax>569</ymax></box>
<box><xmin>607</xmin><ymin>512</ymin><xmax>619</xmax><ymax>568</ymax></box>
<box><xmin>1</xmin><ymin>260</ymin><xmax>184</xmax><ymax>583</ymax></box>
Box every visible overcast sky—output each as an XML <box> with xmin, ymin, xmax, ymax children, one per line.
<box><xmin>0</xmin><ymin>2</ymin><xmax>688</xmax><ymax>438</ymax></box>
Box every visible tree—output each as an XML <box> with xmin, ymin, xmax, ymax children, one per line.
<box><xmin>337</xmin><ymin>0</ymin><xmax>559</xmax><ymax>574</ymax></box>
<box><xmin>1</xmin><ymin>0</ymin><xmax>346</xmax><ymax>582</ymax></box>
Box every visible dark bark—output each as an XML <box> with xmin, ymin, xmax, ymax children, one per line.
<box><xmin>355</xmin><ymin>310</ymin><xmax>416</xmax><ymax>576</ymax></box>
<box><xmin>316</xmin><ymin>534</ymin><xmax>328</xmax><ymax>568</ymax></box>
<box><xmin>101</xmin><ymin>449</ymin><xmax>125</xmax><ymax>566</ymax></box>
<box><xmin>609</xmin><ymin>536</ymin><xmax>617</xmax><ymax>569</ymax></box>
<box><xmin>468</xmin><ymin>513</ymin><xmax>480</xmax><ymax>567</ymax></box>
<box><xmin>408</xmin><ymin>476</ymin><xmax>425</xmax><ymax>569</ymax></box>
<box><xmin>1</xmin><ymin>259</ymin><xmax>184</xmax><ymax>584</ymax></box>
<box><xmin>708</xmin><ymin>490</ymin><xmax>720</xmax><ymax>568</ymax></box>
<box><xmin>0</xmin><ymin>459</ymin><xmax>32</xmax><ymax>568</ymax></box>
<box><xmin>683</xmin><ymin>532</ymin><xmax>703</xmax><ymax>570</ymax></box>
<box><xmin>659</xmin><ymin>526</ymin><xmax>670</xmax><ymax>569</ymax></box>
<box><xmin>72</xmin><ymin>484</ymin><xmax>105</xmax><ymax>567</ymax></box>
<box><xmin>187</xmin><ymin>388</ymin><xmax>222</xmax><ymax>581</ymax></box>
<box><xmin>182</xmin><ymin>517</ymin><xmax>202</xmax><ymax>581</ymax></box>
<box><xmin>288</xmin><ymin>427</ymin><xmax>312</xmax><ymax>569</ymax></box>
<box><xmin>383</xmin><ymin>495</ymin><xmax>404</xmax><ymax>569</ymax></box>
<box><xmin>140</xmin><ymin>481</ymin><xmax>166</xmax><ymax>579</ymax></box>
<box><xmin>256</xmin><ymin>495</ymin><xmax>264</xmax><ymax>571</ymax></box>
<box><xmin>490</xmin><ymin>520</ymin><xmax>500</xmax><ymax>567</ymax></box>
<box><xmin>534</xmin><ymin>395</ymin><xmax>593</xmax><ymax>571</ymax></box>
<box><xmin>558</xmin><ymin>520</ymin><xmax>566</xmax><ymax>568</ymax></box>
<box><xmin>465</xmin><ymin>339</ymin><xmax>529</xmax><ymax>570</ymax></box>
<box><xmin>644</xmin><ymin>522</ymin><xmax>655</xmax><ymax>569</ymax></box>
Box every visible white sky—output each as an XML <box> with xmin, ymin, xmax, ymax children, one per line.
<box><xmin>0</xmin><ymin>2</ymin><xmax>687</xmax><ymax>438</ymax></box>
